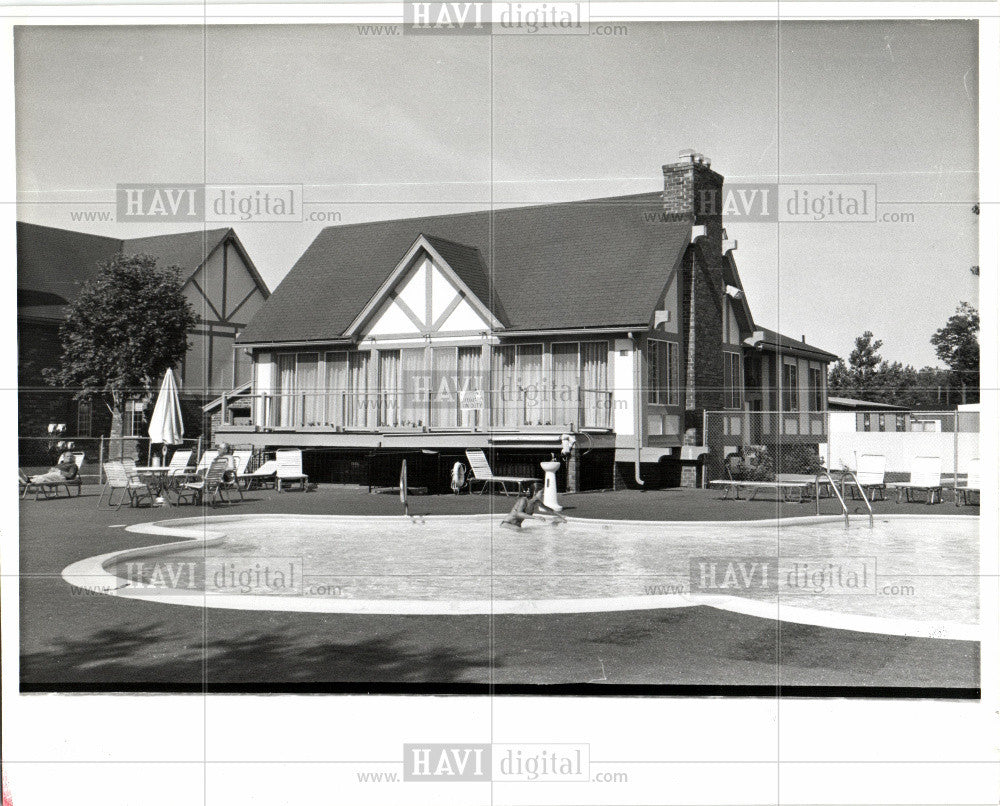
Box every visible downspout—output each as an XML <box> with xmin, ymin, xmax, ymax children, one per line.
<box><xmin>631</xmin><ymin>331</ymin><xmax>644</xmax><ymax>486</ymax></box>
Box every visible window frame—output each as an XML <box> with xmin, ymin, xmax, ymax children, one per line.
<box><xmin>722</xmin><ymin>350</ymin><xmax>742</xmax><ymax>410</ymax></box>
<box><xmin>647</xmin><ymin>338</ymin><xmax>680</xmax><ymax>407</ymax></box>
<box><xmin>781</xmin><ymin>360</ymin><xmax>799</xmax><ymax>412</ymax></box>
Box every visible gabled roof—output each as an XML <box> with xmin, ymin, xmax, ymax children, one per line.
<box><xmin>422</xmin><ymin>234</ymin><xmax>509</xmax><ymax>326</ymax></box>
<box><xmin>121</xmin><ymin>229</ymin><xmax>231</xmax><ymax>276</ymax></box>
<box><xmin>744</xmin><ymin>327</ymin><xmax>838</xmax><ymax>362</ymax></box>
<box><xmin>17</xmin><ymin>222</ymin><xmax>252</xmax><ymax>322</ymax></box>
<box><xmin>237</xmin><ymin>193</ymin><xmax>693</xmax><ymax>344</ymax></box>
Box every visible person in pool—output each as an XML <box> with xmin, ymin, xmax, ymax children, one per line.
<box><xmin>501</xmin><ymin>481</ymin><xmax>566</xmax><ymax>530</ymax></box>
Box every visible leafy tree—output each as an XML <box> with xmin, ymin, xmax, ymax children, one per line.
<box><xmin>44</xmin><ymin>253</ymin><xmax>197</xmax><ymax>447</ymax></box>
<box><xmin>828</xmin><ymin>329</ymin><xmax>972</xmax><ymax>409</ymax></box>
<box><xmin>930</xmin><ymin>302</ymin><xmax>979</xmax><ymax>404</ymax></box>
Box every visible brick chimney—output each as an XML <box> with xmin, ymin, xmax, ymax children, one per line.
<box><xmin>662</xmin><ymin>150</ymin><xmax>725</xmax><ymax>251</ymax></box>
<box><xmin>667</xmin><ymin>151</ymin><xmax>728</xmax><ymax>425</ymax></box>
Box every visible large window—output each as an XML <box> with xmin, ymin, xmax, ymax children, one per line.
<box><xmin>324</xmin><ymin>351</ymin><xmax>370</xmax><ymax>428</ymax></box>
<box><xmin>275</xmin><ymin>352</ymin><xmax>319</xmax><ymax>427</ymax></box>
<box><xmin>782</xmin><ymin>361</ymin><xmax>799</xmax><ymax>411</ymax></box>
<box><xmin>76</xmin><ymin>399</ymin><xmax>93</xmax><ymax>437</ymax></box>
<box><xmin>723</xmin><ymin>351</ymin><xmax>742</xmax><ymax>409</ymax></box>
<box><xmin>123</xmin><ymin>400</ymin><xmax>145</xmax><ymax>437</ymax></box>
<box><xmin>808</xmin><ymin>366</ymin><xmax>824</xmax><ymax>411</ymax></box>
<box><xmin>647</xmin><ymin>339</ymin><xmax>679</xmax><ymax>406</ymax></box>
<box><xmin>492</xmin><ymin>342</ymin><xmax>608</xmax><ymax>428</ymax></box>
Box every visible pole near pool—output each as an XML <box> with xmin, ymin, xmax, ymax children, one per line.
<box><xmin>400</xmin><ymin>459</ymin><xmax>408</xmax><ymax>517</ymax></box>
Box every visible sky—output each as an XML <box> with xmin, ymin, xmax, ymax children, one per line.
<box><xmin>14</xmin><ymin>21</ymin><xmax>979</xmax><ymax>367</ymax></box>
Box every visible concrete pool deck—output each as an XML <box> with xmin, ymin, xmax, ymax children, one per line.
<box><xmin>19</xmin><ymin>485</ymin><xmax>980</xmax><ymax>695</ymax></box>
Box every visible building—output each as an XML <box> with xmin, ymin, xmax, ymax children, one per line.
<box><xmin>217</xmin><ymin>153</ymin><xmax>836</xmax><ymax>489</ymax></box>
<box><xmin>17</xmin><ymin>222</ymin><xmax>269</xmax><ymax>457</ymax></box>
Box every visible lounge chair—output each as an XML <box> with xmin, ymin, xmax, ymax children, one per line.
<box><xmin>465</xmin><ymin>449</ymin><xmax>540</xmax><ymax>496</ymax></box>
<box><xmin>163</xmin><ymin>449</ymin><xmax>193</xmax><ymax>480</ymax></box>
<box><xmin>177</xmin><ymin>449</ymin><xmax>219</xmax><ymax>483</ymax></box>
<box><xmin>220</xmin><ymin>450</ymin><xmax>252</xmax><ymax>500</ymax></box>
<box><xmin>20</xmin><ymin>453</ymin><xmax>85</xmax><ymax>499</ymax></box>
<box><xmin>843</xmin><ymin>454</ymin><xmax>887</xmax><ymax>502</ymax></box>
<box><xmin>98</xmin><ymin>461</ymin><xmax>155</xmax><ymax>509</ymax></box>
<box><xmin>276</xmin><ymin>450</ymin><xmax>309</xmax><ymax>492</ymax></box>
<box><xmin>709</xmin><ymin>477</ymin><xmax>809</xmax><ymax>502</ymax></box>
<box><xmin>889</xmin><ymin>456</ymin><xmax>943</xmax><ymax>504</ymax></box>
<box><xmin>955</xmin><ymin>458</ymin><xmax>980</xmax><ymax>507</ymax></box>
<box><xmin>175</xmin><ymin>458</ymin><xmax>232</xmax><ymax>507</ymax></box>
<box><xmin>239</xmin><ymin>459</ymin><xmax>277</xmax><ymax>491</ymax></box>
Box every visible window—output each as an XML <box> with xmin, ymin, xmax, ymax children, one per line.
<box><xmin>647</xmin><ymin>340</ymin><xmax>679</xmax><ymax>406</ymax></box>
<box><xmin>274</xmin><ymin>352</ymin><xmax>320</xmax><ymax>427</ymax></box>
<box><xmin>862</xmin><ymin>413</ymin><xmax>871</xmax><ymax>431</ymax></box>
<box><xmin>878</xmin><ymin>413</ymin><xmax>886</xmax><ymax>432</ymax></box>
<box><xmin>781</xmin><ymin>362</ymin><xmax>799</xmax><ymax>411</ymax></box>
<box><xmin>124</xmin><ymin>400</ymin><xmax>146</xmax><ymax>437</ymax></box>
<box><xmin>491</xmin><ymin>342</ymin><xmax>609</xmax><ymax>428</ymax></box>
<box><xmin>895</xmin><ymin>414</ymin><xmax>906</xmax><ymax>431</ymax></box>
<box><xmin>723</xmin><ymin>351</ymin><xmax>742</xmax><ymax>409</ymax></box>
<box><xmin>76</xmin><ymin>399</ymin><xmax>93</xmax><ymax>437</ymax></box>
<box><xmin>809</xmin><ymin>367</ymin><xmax>823</xmax><ymax>411</ymax></box>
<box><xmin>491</xmin><ymin>344</ymin><xmax>544</xmax><ymax>427</ymax></box>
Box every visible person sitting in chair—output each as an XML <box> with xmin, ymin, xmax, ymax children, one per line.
<box><xmin>31</xmin><ymin>450</ymin><xmax>78</xmax><ymax>485</ymax></box>
<box><xmin>501</xmin><ymin>481</ymin><xmax>566</xmax><ymax>530</ymax></box>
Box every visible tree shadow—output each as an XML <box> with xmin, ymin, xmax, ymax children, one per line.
<box><xmin>21</xmin><ymin>618</ymin><xmax>499</xmax><ymax>689</ymax></box>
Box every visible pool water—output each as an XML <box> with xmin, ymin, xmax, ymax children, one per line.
<box><xmin>104</xmin><ymin>514</ymin><xmax>979</xmax><ymax>629</ymax></box>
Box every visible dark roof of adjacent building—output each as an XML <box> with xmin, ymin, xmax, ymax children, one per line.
<box><xmin>744</xmin><ymin>327</ymin><xmax>838</xmax><ymax>362</ymax></box>
<box><xmin>17</xmin><ymin>222</ymin><xmax>235</xmax><ymax>321</ymax></box>
<box><xmin>238</xmin><ymin>193</ymin><xmax>693</xmax><ymax>344</ymax></box>
<box><xmin>827</xmin><ymin>396</ymin><xmax>906</xmax><ymax>411</ymax></box>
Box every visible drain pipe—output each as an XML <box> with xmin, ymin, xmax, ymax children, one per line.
<box><xmin>631</xmin><ymin>331</ymin><xmax>645</xmax><ymax>486</ymax></box>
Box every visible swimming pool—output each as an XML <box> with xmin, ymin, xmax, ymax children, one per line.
<box><xmin>63</xmin><ymin>513</ymin><xmax>979</xmax><ymax>640</ymax></box>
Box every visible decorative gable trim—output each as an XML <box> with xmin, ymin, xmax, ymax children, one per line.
<box><xmin>343</xmin><ymin>234</ymin><xmax>503</xmax><ymax>337</ymax></box>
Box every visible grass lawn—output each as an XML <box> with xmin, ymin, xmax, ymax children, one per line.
<box><xmin>18</xmin><ymin>484</ymin><xmax>979</xmax><ymax>696</ymax></box>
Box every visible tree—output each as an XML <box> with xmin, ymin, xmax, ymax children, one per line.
<box><xmin>827</xmin><ymin>331</ymin><xmax>886</xmax><ymax>401</ymax></box>
<box><xmin>45</xmin><ymin>253</ymin><xmax>197</xmax><ymax>451</ymax></box>
<box><xmin>930</xmin><ymin>302</ymin><xmax>979</xmax><ymax>404</ymax></box>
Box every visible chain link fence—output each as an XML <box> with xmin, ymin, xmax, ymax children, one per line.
<box><xmin>703</xmin><ymin>408</ymin><xmax>980</xmax><ymax>489</ymax></box>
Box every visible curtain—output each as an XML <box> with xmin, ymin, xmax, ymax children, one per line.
<box><xmin>298</xmin><ymin>353</ymin><xmax>319</xmax><ymax>425</ymax></box>
<box><xmin>430</xmin><ymin>347</ymin><xmax>458</xmax><ymax>428</ymax></box>
<box><xmin>457</xmin><ymin>346</ymin><xmax>483</xmax><ymax>428</ymax></box>
<box><xmin>551</xmin><ymin>343</ymin><xmax>579</xmax><ymax>427</ymax></box>
<box><xmin>491</xmin><ymin>346</ymin><xmax>516</xmax><ymax>428</ymax></box>
<box><xmin>581</xmin><ymin>341</ymin><xmax>609</xmax><ymax>428</ymax></box>
<box><xmin>325</xmin><ymin>352</ymin><xmax>347</xmax><ymax>426</ymax></box>
<box><xmin>400</xmin><ymin>348</ymin><xmax>426</xmax><ymax>426</ymax></box>
<box><xmin>517</xmin><ymin>345</ymin><xmax>544</xmax><ymax>426</ymax></box>
<box><xmin>276</xmin><ymin>354</ymin><xmax>296</xmax><ymax>427</ymax></box>
<box><xmin>378</xmin><ymin>351</ymin><xmax>400</xmax><ymax>427</ymax></box>
<box><xmin>347</xmin><ymin>352</ymin><xmax>369</xmax><ymax>428</ymax></box>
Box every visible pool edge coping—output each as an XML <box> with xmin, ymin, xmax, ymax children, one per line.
<box><xmin>60</xmin><ymin>513</ymin><xmax>981</xmax><ymax>641</ymax></box>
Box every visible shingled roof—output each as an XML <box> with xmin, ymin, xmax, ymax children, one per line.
<box><xmin>238</xmin><ymin>193</ymin><xmax>693</xmax><ymax>344</ymax></box>
<box><xmin>17</xmin><ymin>222</ymin><xmax>233</xmax><ymax>321</ymax></box>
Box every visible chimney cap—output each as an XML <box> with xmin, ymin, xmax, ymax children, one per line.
<box><xmin>674</xmin><ymin>149</ymin><xmax>712</xmax><ymax>168</ymax></box>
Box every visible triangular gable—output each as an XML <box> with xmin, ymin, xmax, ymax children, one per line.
<box><xmin>345</xmin><ymin>235</ymin><xmax>503</xmax><ymax>338</ymax></box>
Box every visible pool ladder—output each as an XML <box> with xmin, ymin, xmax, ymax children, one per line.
<box><xmin>816</xmin><ymin>469</ymin><xmax>874</xmax><ymax>529</ymax></box>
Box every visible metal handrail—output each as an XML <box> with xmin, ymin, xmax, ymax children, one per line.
<box><xmin>817</xmin><ymin>469</ymin><xmax>850</xmax><ymax>529</ymax></box>
<box><xmin>842</xmin><ymin>468</ymin><xmax>875</xmax><ymax>528</ymax></box>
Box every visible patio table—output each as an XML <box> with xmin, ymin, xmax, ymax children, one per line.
<box><xmin>133</xmin><ymin>466</ymin><xmax>177</xmax><ymax>502</ymax></box>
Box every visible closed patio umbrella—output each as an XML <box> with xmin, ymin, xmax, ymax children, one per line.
<box><xmin>147</xmin><ymin>368</ymin><xmax>184</xmax><ymax>463</ymax></box>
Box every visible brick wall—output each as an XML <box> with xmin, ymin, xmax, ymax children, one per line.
<box><xmin>664</xmin><ymin>154</ymin><xmax>728</xmax><ymax>443</ymax></box>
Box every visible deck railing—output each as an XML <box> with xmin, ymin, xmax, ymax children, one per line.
<box><xmin>221</xmin><ymin>387</ymin><xmax>614</xmax><ymax>432</ymax></box>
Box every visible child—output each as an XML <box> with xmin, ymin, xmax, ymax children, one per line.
<box><xmin>500</xmin><ymin>481</ymin><xmax>566</xmax><ymax>530</ymax></box>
